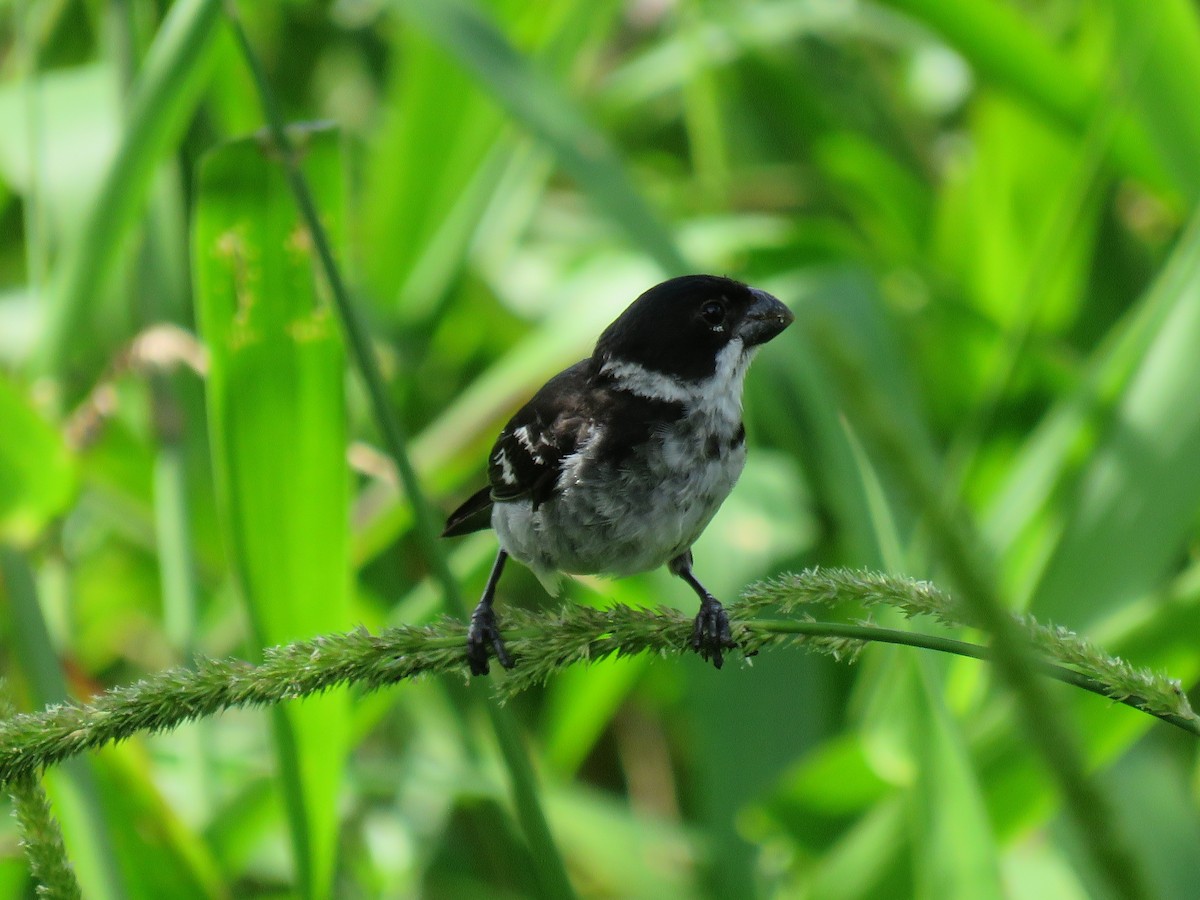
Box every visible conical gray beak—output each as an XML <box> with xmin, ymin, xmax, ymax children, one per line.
<box><xmin>737</xmin><ymin>288</ymin><xmax>794</xmax><ymax>346</ymax></box>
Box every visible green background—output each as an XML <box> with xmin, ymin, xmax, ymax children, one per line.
<box><xmin>1</xmin><ymin>0</ymin><xmax>1198</xmax><ymax>896</ymax></box>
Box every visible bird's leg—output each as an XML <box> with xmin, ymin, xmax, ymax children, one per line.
<box><xmin>669</xmin><ymin>551</ymin><xmax>735</xmax><ymax>669</ymax></box>
<box><xmin>467</xmin><ymin>549</ymin><xmax>514</xmax><ymax>676</ymax></box>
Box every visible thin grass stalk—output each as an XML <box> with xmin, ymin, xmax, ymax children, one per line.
<box><xmin>16</xmin><ymin>0</ymin><xmax>48</xmax><ymax>314</ymax></box>
<box><xmin>223</xmin><ymin>8</ymin><xmax>576</xmax><ymax>898</ymax></box>
<box><xmin>1</xmin><ymin>691</ymin><xmax>81</xmax><ymax>900</ymax></box>
<box><xmin>7</xmin><ymin>772</ymin><xmax>82</xmax><ymax>900</ymax></box>
<box><xmin>0</xmin><ymin>592</ymin><xmax>1194</xmax><ymax>787</ymax></box>
<box><xmin>0</xmin><ymin>549</ymin><xmax>125</xmax><ymax>899</ymax></box>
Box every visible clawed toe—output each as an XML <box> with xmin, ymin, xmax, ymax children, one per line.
<box><xmin>691</xmin><ymin>596</ymin><xmax>736</xmax><ymax>669</ymax></box>
<box><xmin>467</xmin><ymin>608</ymin><xmax>513</xmax><ymax>677</ymax></box>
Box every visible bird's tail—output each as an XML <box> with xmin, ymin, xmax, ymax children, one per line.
<box><xmin>441</xmin><ymin>487</ymin><xmax>494</xmax><ymax>537</ymax></box>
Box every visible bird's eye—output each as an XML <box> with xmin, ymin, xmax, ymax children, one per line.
<box><xmin>700</xmin><ymin>300</ymin><xmax>725</xmax><ymax>327</ymax></box>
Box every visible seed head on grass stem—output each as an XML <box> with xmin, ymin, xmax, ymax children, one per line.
<box><xmin>0</xmin><ymin>569</ymin><xmax>1195</xmax><ymax>789</ymax></box>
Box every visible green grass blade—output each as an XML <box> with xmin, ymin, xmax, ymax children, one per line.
<box><xmin>911</xmin><ymin>660</ymin><xmax>1003</xmax><ymax>900</ymax></box>
<box><xmin>1027</xmin><ymin>211</ymin><xmax>1200</xmax><ymax>626</ymax></box>
<box><xmin>395</xmin><ymin>0</ymin><xmax>689</xmax><ymax>275</ymax></box>
<box><xmin>193</xmin><ymin>128</ymin><xmax>352</xmax><ymax>899</ymax></box>
<box><xmin>6</xmin><ymin>771</ymin><xmax>81</xmax><ymax>900</ymax></box>
<box><xmin>2</xmin><ymin>686</ymin><xmax>81</xmax><ymax>900</ymax></box>
<box><xmin>37</xmin><ymin>0</ymin><xmax>222</xmax><ymax>375</ymax></box>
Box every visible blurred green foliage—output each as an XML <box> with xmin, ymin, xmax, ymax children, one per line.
<box><xmin>1</xmin><ymin>0</ymin><xmax>1199</xmax><ymax>896</ymax></box>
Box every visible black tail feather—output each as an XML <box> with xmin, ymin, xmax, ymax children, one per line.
<box><xmin>442</xmin><ymin>486</ymin><xmax>494</xmax><ymax>537</ymax></box>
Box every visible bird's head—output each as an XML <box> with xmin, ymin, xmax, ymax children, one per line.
<box><xmin>594</xmin><ymin>275</ymin><xmax>794</xmax><ymax>382</ymax></box>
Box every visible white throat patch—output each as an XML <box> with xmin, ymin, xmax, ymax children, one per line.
<box><xmin>600</xmin><ymin>339</ymin><xmax>755</xmax><ymax>422</ymax></box>
<box><xmin>598</xmin><ymin>358</ymin><xmax>694</xmax><ymax>404</ymax></box>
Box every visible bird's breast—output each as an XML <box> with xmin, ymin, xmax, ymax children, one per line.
<box><xmin>493</xmin><ymin>410</ymin><xmax>746</xmax><ymax>579</ymax></box>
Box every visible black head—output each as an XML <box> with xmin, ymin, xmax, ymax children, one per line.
<box><xmin>593</xmin><ymin>275</ymin><xmax>793</xmax><ymax>381</ymax></box>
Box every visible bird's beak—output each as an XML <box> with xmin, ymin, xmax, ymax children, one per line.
<box><xmin>737</xmin><ymin>288</ymin><xmax>794</xmax><ymax>346</ymax></box>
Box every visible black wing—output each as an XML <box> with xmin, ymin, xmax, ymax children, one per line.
<box><xmin>441</xmin><ymin>359</ymin><xmax>595</xmax><ymax>537</ymax></box>
<box><xmin>487</xmin><ymin>360</ymin><xmax>596</xmax><ymax>507</ymax></box>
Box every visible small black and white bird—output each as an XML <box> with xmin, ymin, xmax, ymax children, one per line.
<box><xmin>442</xmin><ymin>275</ymin><xmax>794</xmax><ymax>675</ymax></box>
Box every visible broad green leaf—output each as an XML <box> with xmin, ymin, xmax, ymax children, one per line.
<box><xmin>910</xmin><ymin>659</ymin><xmax>1003</xmax><ymax>900</ymax></box>
<box><xmin>194</xmin><ymin>128</ymin><xmax>351</xmax><ymax>898</ymax></box>
<box><xmin>925</xmin><ymin>91</ymin><xmax>1108</xmax><ymax>448</ymax></box>
<box><xmin>984</xmin><ymin>202</ymin><xmax>1200</xmax><ymax>609</ymax></box>
<box><xmin>1001</xmin><ymin>839</ymin><xmax>1090</xmax><ymax>900</ymax></box>
<box><xmin>1103</xmin><ymin>737</ymin><xmax>1200</xmax><ymax>899</ymax></box>
<box><xmin>813</xmin><ymin>131</ymin><xmax>932</xmax><ymax>268</ymax></box>
<box><xmin>857</xmin><ymin>648</ymin><xmax>920</xmax><ymax>789</ymax></box>
<box><xmin>88</xmin><ymin>745</ymin><xmax>224</xmax><ymax>900</ymax></box>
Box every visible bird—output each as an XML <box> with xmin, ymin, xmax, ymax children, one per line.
<box><xmin>441</xmin><ymin>274</ymin><xmax>794</xmax><ymax>676</ymax></box>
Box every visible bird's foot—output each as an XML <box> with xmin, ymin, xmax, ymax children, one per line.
<box><xmin>691</xmin><ymin>595</ymin><xmax>736</xmax><ymax>669</ymax></box>
<box><xmin>467</xmin><ymin>606</ymin><xmax>513</xmax><ymax>677</ymax></box>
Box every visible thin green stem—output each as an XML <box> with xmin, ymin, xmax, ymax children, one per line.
<box><xmin>0</xmin><ymin>548</ymin><xmax>125</xmax><ymax>900</ymax></box>
<box><xmin>1</xmin><ymin>690</ymin><xmax>81</xmax><ymax>900</ymax></box>
<box><xmin>750</xmin><ymin>620</ymin><xmax>1200</xmax><ymax>737</ymax></box>
<box><xmin>224</xmin><ymin>9</ymin><xmax>575</xmax><ymax>897</ymax></box>
<box><xmin>7</xmin><ymin>771</ymin><xmax>83</xmax><ymax>900</ymax></box>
